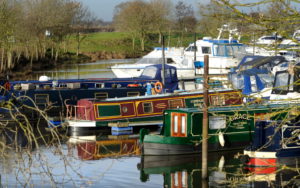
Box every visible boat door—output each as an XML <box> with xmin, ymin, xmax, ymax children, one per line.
<box><xmin>170</xmin><ymin>112</ymin><xmax>187</xmax><ymax>137</ymax></box>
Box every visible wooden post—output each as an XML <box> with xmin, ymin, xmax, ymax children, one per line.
<box><xmin>77</xmin><ymin>64</ymin><xmax>80</xmax><ymax>79</ymax></box>
<box><xmin>202</xmin><ymin>55</ymin><xmax>209</xmax><ymax>179</ymax></box>
<box><xmin>162</xmin><ymin>36</ymin><xmax>165</xmax><ymax>90</ymax></box>
<box><xmin>194</xmin><ymin>33</ymin><xmax>197</xmax><ymax>62</ymax></box>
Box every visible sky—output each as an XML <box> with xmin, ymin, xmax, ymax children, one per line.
<box><xmin>76</xmin><ymin>0</ymin><xmax>206</xmax><ymax>22</ymax></box>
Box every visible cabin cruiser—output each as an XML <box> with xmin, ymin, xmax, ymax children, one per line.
<box><xmin>247</xmin><ymin>31</ymin><xmax>300</xmax><ymax>61</ymax></box>
<box><xmin>228</xmin><ymin>56</ymin><xmax>289</xmax><ymax>101</ymax></box>
<box><xmin>111</xmin><ymin>25</ymin><xmax>247</xmax><ymax>79</ymax></box>
<box><xmin>269</xmin><ymin>62</ymin><xmax>300</xmax><ymax>103</ymax></box>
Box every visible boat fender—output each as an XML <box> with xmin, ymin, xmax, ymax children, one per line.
<box><xmin>39</xmin><ymin>75</ymin><xmax>49</xmax><ymax>81</ymax></box>
<box><xmin>146</xmin><ymin>83</ymin><xmax>152</xmax><ymax>95</ymax></box>
<box><xmin>4</xmin><ymin>82</ymin><xmax>10</xmax><ymax>90</ymax></box>
<box><xmin>218</xmin><ymin>156</ymin><xmax>225</xmax><ymax>171</ymax></box>
<box><xmin>218</xmin><ymin>132</ymin><xmax>225</xmax><ymax>147</ymax></box>
<box><xmin>154</xmin><ymin>82</ymin><xmax>163</xmax><ymax>93</ymax></box>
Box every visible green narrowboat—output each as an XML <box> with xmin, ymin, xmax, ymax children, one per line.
<box><xmin>140</xmin><ymin>103</ymin><xmax>295</xmax><ymax>155</ymax></box>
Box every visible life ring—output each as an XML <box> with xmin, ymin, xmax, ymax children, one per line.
<box><xmin>4</xmin><ymin>82</ymin><xmax>10</xmax><ymax>90</ymax></box>
<box><xmin>154</xmin><ymin>82</ymin><xmax>163</xmax><ymax>93</ymax></box>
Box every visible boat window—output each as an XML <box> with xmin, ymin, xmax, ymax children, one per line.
<box><xmin>209</xmin><ymin>116</ymin><xmax>226</xmax><ymax>129</ymax></box>
<box><xmin>185</xmin><ymin>46</ymin><xmax>197</xmax><ymax>52</ymax></box>
<box><xmin>58</xmin><ymin>83</ymin><xmax>67</xmax><ymax>88</ymax></box>
<box><xmin>213</xmin><ymin>44</ymin><xmax>226</xmax><ymax>56</ymax></box>
<box><xmin>166</xmin><ymin>58</ymin><xmax>175</xmax><ymax>64</ymax></box>
<box><xmin>174</xmin><ymin>115</ymin><xmax>178</xmax><ymax>133</ymax></box>
<box><xmin>171</xmin><ymin>112</ymin><xmax>187</xmax><ymax>137</ymax></box>
<box><xmin>226</xmin><ymin>46</ymin><xmax>234</xmax><ymax>56</ymax></box>
<box><xmin>95</xmin><ymin>93</ymin><xmax>108</xmax><ymax>100</ymax></box>
<box><xmin>274</xmin><ymin>72</ymin><xmax>289</xmax><ymax>92</ymax></box>
<box><xmin>230</xmin><ymin>73</ymin><xmax>244</xmax><ymax>90</ymax></box>
<box><xmin>202</xmin><ymin>47</ymin><xmax>211</xmax><ymax>54</ymax></box>
<box><xmin>95</xmin><ymin>83</ymin><xmax>104</xmax><ymax>88</ymax></box>
<box><xmin>141</xmin><ymin>66</ymin><xmax>157</xmax><ymax>78</ymax></box>
<box><xmin>98</xmin><ymin>105</ymin><xmax>121</xmax><ymax>117</ymax></box>
<box><xmin>143</xmin><ymin>102</ymin><xmax>153</xmax><ymax>113</ymax></box>
<box><xmin>171</xmin><ymin>68</ymin><xmax>177</xmax><ymax>77</ymax></box>
<box><xmin>169</xmin><ymin>99</ymin><xmax>184</xmax><ymax>108</ymax></box>
<box><xmin>163</xmin><ymin>69</ymin><xmax>171</xmax><ymax>79</ymax></box>
<box><xmin>127</xmin><ymin>92</ymin><xmax>140</xmax><ymax>97</ymax></box>
<box><xmin>258</xmin><ymin>74</ymin><xmax>274</xmax><ymax>88</ymax></box>
<box><xmin>210</xmin><ymin>95</ymin><xmax>225</xmax><ymax>106</ymax></box>
<box><xmin>181</xmin><ymin>116</ymin><xmax>186</xmax><ymax>134</ymax></box>
<box><xmin>250</xmin><ymin>76</ymin><xmax>258</xmax><ymax>92</ymax></box>
<box><xmin>289</xmin><ymin>75</ymin><xmax>294</xmax><ymax>91</ymax></box>
<box><xmin>35</xmin><ymin>94</ymin><xmax>49</xmax><ymax>104</ymax></box>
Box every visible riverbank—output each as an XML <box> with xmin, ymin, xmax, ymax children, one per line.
<box><xmin>6</xmin><ymin>32</ymin><xmax>195</xmax><ymax>80</ymax></box>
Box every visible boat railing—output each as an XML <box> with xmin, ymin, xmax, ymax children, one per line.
<box><xmin>281</xmin><ymin>124</ymin><xmax>300</xmax><ymax>149</ymax></box>
<box><xmin>66</xmin><ymin>104</ymin><xmax>89</xmax><ymax>121</ymax></box>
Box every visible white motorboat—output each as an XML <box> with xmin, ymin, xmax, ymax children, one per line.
<box><xmin>111</xmin><ymin>25</ymin><xmax>247</xmax><ymax>79</ymax></box>
<box><xmin>246</xmin><ymin>31</ymin><xmax>300</xmax><ymax>61</ymax></box>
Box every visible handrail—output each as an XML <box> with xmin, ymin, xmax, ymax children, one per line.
<box><xmin>66</xmin><ymin>104</ymin><xmax>89</xmax><ymax>121</ymax></box>
<box><xmin>281</xmin><ymin>124</ymin><xmax>300</xmax><ymax>149</ymax></box>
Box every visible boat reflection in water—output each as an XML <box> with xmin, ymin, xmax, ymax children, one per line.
<box><xmin>67</xmin><ymin>132</ymin><xmax>141</xmax><ymax>160</ymax></box>
<box><xmin>137</xmin><ymin>150</ymin><xmax>300</xmax><ymax>187</ymax></box>
<box><xmin>243</xmin><ymin>161</ymin><xmax>300</xmax><ymax>187</ymax></box>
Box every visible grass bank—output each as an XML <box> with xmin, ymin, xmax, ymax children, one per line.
<box><xmin>66</xmin><ymin>32</ymin><xmax>202</xmax><ymax>61</ymax></box>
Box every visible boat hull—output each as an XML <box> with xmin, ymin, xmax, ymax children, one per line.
<box><xmin>142</xmin><ymin>135</ymin><xmax>250</xmax><ymax>155</ymax></box>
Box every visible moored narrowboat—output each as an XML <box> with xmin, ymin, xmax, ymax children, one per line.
<box><xmin>240</xmin><ymin>118</ymin><xmax>300</xmax><ymax>167</ymax></box>
<box><xmin>66</xmin><ymin>89</ymin><xmax>242</xmax><ymax>132</ymax></box>
<box><xmin>0</xmin><ymin>64</ymin><xmax>180</xmax><ymax>122</ymax></box>
<box><xmin>140</xmin><ymin>103</ymin><xmax>297</xmax><ymax>156</ymax></box>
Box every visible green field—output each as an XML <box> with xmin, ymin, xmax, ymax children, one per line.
<box><xmin>67</xmin><ymin>32</ymin><xmax>202</xmax><ymax>55</ymax></box>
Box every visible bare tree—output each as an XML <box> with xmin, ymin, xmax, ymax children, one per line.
<box><xmin>0</xmin><ymin>0</ymin><xmax>23</xmax><ymax>71</ymax></box>
<box><xmin>174</xmin><ymin>1</ymin><xmax>197</xmax><ymax>46</ymax></box>
<box><xmin>197</xmin><ymin>0</ymin><xmax>300</xmax><ymax>44</ymax></box>
<box><xmin>149</xmin><ymin>0</ymin><xmax>173</xmax><ymax>44</ymax></box>
<box><xmin>113</xmin><ymin>1</ymin><xmax>153</xmax><ymax>51</ymax></box>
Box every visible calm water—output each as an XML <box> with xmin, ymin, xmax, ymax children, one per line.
<box><xmin>1</xmin><ymin>130</ymin><xmax>299</xmax><ymax>187</ymax></box>
<box><xmin>3</xmin><ymin>59</ymin><xmax>299</xmax><ymax>187</ymax></box>
<box><xmin>32</xmin><ymin>59</ymin><xmax>137</xmax><ymax>80</ymax></box>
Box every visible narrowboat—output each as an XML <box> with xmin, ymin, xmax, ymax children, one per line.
<box><xmin>66</xmin><ymin>89</ymin><xmax>242</xmax><ymax>132</ymax></box>
<box><xmin>240</xmin><ymin>118</ymin><xmax>300</xmax><ymax>167</ymax></box>
<box><xmin>0</xmin><ymin>64</ymin><xmax>180</xmax><ymax>120</ymax></box>
<box><xmin>139</xmin><ymin>103</ymin><xmax>296</xmax><ymax>156</ymax></box>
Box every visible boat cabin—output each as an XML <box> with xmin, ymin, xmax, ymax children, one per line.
<box><xmin>140</xmin><ymin>102</ymin><xmax>294</xmax><ymax>155</ymax></box>
<box><xmin>67</xmin><ymin>89</ymin><xmax>243</xmax><ymax>130</ymax></box>
<box><xmin>270</xmin><ymin>62</ymin><xmax>300</xmax><ymax>101</ymax></box>
<box><xmin>0</xmin><ymin>64</ymin><xmax>181</xmax><ymax>119</ymax></box>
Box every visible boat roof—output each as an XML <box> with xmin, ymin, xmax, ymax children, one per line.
<box><xmin>83</xmin><ymin>89</ymin><xmax>237</xmax><ymax>103</ymax></box>
<box><xmin>238</xmin><ymin>56</ymin><xmax>287</xmax><ymax>72</ymax></box>
<box><xmin>168</xmin><ymin>102</ymin><xmax>300</xmax><ymax>113</ymax></box>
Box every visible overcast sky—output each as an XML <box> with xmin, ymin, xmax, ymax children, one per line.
<box><xmin>76</xmin><ymin>0</ymin><xmax>206</xmax><ymax>22</ymax></box>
